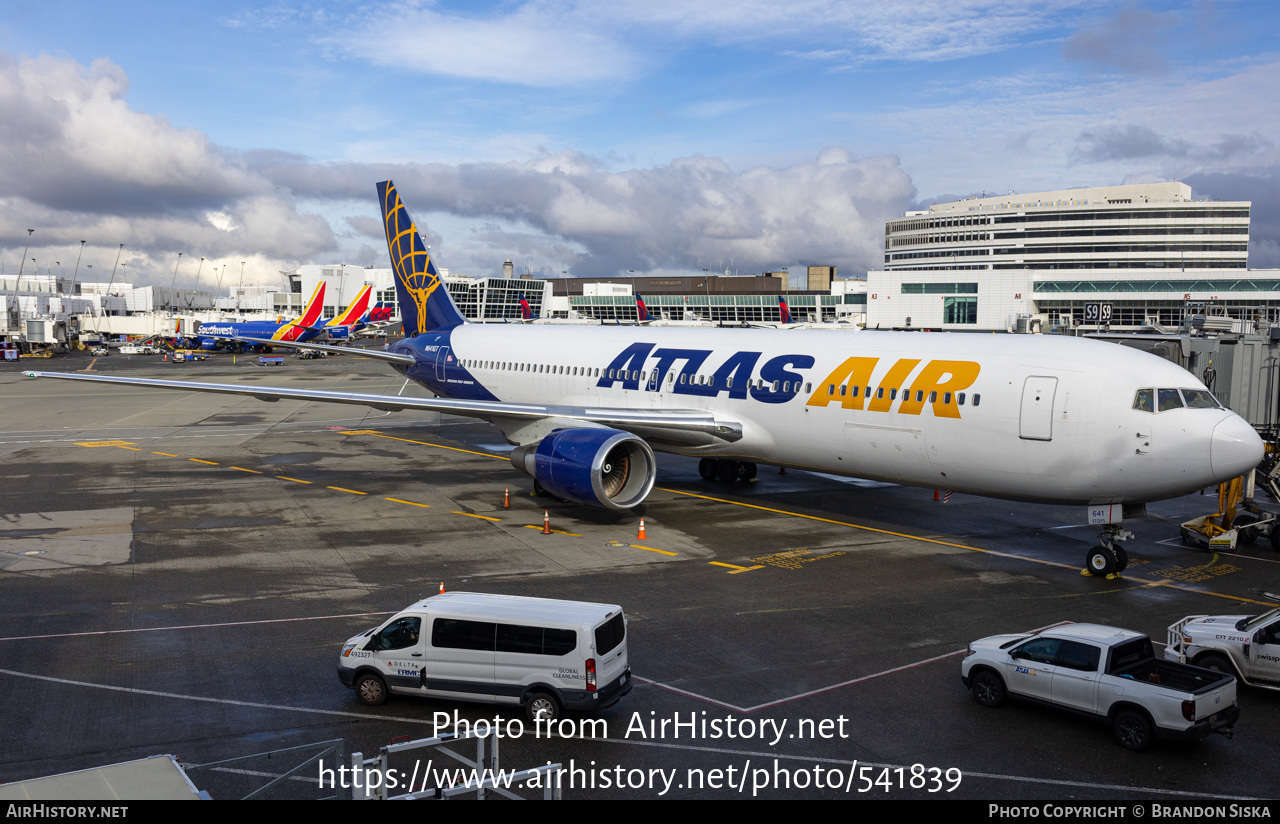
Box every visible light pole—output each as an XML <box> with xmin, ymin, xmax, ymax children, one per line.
<box><xmin>237</xmin><ymin>261</ymin><xmax>246</xmax><ymax>317</ymax></box>
<box><xmin>169</xmin><ymin>252</ymin><xmax>183</xmax><ymax>312</ymax></box>
<box><xmin>17</xmin><ymin>229</ymin><xmax>33</xmax><ymax>278</ymax></box>
<box><xmin>72</xmin><ymin>241</ymin><xmax>86</xmax><ymax>296</ymax></box>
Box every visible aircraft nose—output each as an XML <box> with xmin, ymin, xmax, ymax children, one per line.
<box><xmin>1211</xmin><ymin>415</ymin><xmax>1264</xmax><ymax>482</ymax></box>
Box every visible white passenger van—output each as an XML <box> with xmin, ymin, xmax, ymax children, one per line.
<box><xmin>337</xmin><ymin>592</ymin><xmax>631</xmax><ymax>721</ymax></box>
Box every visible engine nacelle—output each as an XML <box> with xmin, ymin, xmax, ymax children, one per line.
<box><xmin>510</xmin><ymin>428</ymin><xmax>656</xmax><ymax>511</ymax></box>
<box><xmin>199</xmin><ymin>337</ymin><xmax>221</xmax><ymax>351</ymax></box>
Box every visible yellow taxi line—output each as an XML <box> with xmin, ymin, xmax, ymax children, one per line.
<box><xmin>522</xmin><ymin>524</ymin><xmax>582</xmax><ymax>537</ymax></box>
<box><xmin>384</xmin><ymin>497</ymin><xmax>431</xmax><ymax>508</ymax></box>
<box><xmin>452</xmin><ymin>511</ymin><xmax>502</xmax><ymax>521</ymax></box>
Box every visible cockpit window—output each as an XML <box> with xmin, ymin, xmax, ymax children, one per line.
<box><xmin>1157</xmin><ymin>388</ymin><xmax>1184</xmax><ymax>412</ymax></box>
<box><xmin>1132</xmin><ymin>389</ymin><xmax>1154</xmax><ymax>413</ymax></box>
<box><xmin>1180</xmin><ymin>389</ymin><xmax>1220</xmax><ymax>409</ymax></box>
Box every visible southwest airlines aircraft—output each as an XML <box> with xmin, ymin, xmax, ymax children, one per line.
<box><xmin>196</xmin><ymin>282</ymin><xmax>327</xmax><ymax>350</ymax></box>
<box><xmin>27</xmin><ymin>181</ymin><xmax>1265</xmax><ymax>577</ymax></box>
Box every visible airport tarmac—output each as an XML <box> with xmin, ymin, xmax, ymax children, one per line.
<box><xmin>1</xmin><ymin>350</ymin><xmax>1278</xmax><ymax>800</ymax></box>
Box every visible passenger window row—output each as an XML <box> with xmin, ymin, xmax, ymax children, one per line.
<box><xmin>432</xmin><ymin>617</ymin><xmax>577</xmax><ymax>657</ymax></box>
<box><xmin>823</xmin><ymin>384</ymin><xmax>980</xmax><ymax>407</ymax></box>
<box><xmin>1131</xmin><ymin>387</ymin><xmax>1222</xmax><ymax>413</ymax></box>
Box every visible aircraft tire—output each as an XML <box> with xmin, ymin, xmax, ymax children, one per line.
<box><xmin>738</xmin><ymin>462</ymin><xmax>757</xmax><ymax>481</ymax></box>
<box><xmin>1085</xmin><ymin>546</ymin><xmax>1117</xmax><ymax>576</ymax></box>
<box><xmin>1113</xmin><ymin>546</ymin><xmax>1129</xmax><ymax>572</ymax></box>
<box><xmin>716</xmin><ymin>460</ymin><xmax>740</xmax><ymax>483</ymax></box>
<box><xmin>533</xmin><ymin>480</ymin><xmax>550</xmax><ymax>497</ymax></box>
<box><xmin>698</xmin><ymin>458</ymin><xmax>718</xmax><ymax>481</ymax></box>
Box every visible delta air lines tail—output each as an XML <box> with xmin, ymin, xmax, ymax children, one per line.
<box><xmin>26</xmin><ymin>179</ymin><xmax>1266</xmax><ymax>576</ymax></box>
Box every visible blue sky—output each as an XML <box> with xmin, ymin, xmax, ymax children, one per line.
<box><xmin>1</xmin><ymin>1</ymin><xmax>1277</xmax><ymax>287</ymax></box>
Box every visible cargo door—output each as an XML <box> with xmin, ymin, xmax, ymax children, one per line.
<box><xmin>1019</xmin><ymin>376</ymin><xmax>1058</xmax><ymax>441</ymax></box>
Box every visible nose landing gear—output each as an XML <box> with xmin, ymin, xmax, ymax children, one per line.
<box><xmin>1084</xmin><ymin>525</ymin><xmax>1134</xmax><ymax>577</ymax></box>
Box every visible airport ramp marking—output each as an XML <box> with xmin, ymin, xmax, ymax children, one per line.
<box><xmin>708</xmin><ymin>561</ymin><xmax>764</xmax><ymax>573</ymax></box>
<box><xmin>0</xmin><ymin>667</ymin><xmax>1258</xmax><ymax>801</ymax></box>
<box><xmin>452</xmin><ymin>511</ymin><xmax>501</xmax><ymax>521</ymax></box>
<box><xmin>522</xmin><ymin>524</ymin><xmax>582</xmax><ymax>537</ymax></box>
<box><xmin>74</xmin><ymin>440</ymin><xmax>136</xmax><ymax>447</ymax></box>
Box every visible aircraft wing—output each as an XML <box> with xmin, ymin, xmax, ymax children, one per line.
<box><xmin>24</xmin><ymin>371</ymin><xmax>744</xmax><ymax>445</ymax></box>
<box><xmin>235</xmin><ymin>336</ymin><xmax>417</xmax><ymax>365</ymax></box>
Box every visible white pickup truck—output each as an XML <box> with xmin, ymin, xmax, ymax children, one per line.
<box><xmin>962</xmin><ymin>623</ymin><xmax>1239</xmax><ymax>751</ymax></box>
<box><xmin>1165</xmin><ymin>599</ymin><xmax>1280</xmax><ymax>692</ymax></box>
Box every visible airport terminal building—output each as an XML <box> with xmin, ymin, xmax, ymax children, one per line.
<box><xmin>866</xmin><ymin>182</ymin><xmax>1275</xmax><ymax>332</ymax></box>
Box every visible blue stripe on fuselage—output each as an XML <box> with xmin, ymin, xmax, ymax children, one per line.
<box><xmin>394</xmin><ymin>332</ymin><xmax>500</xmax><ymax>401</ymax></box>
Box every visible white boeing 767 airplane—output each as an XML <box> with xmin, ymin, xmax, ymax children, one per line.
<box><xmin>27</xmin><ymin>181</ymin><xmax>1264</xmax><ymax>576</ymax></box>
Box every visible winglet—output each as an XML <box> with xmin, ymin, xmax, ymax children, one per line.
<box><xmin>378</xmin><ymin>180</ymin><xmax>466</xmax><ymax>335</ymax></box>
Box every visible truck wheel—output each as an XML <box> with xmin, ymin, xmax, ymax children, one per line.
<box><xmin>971</xmin><ymin>670</ymin><xmax>1006</xmax><ymax>708</ymax></box>
<box><xmin>1232</xmin><ymin>514</ymin><xmax>1260</xmax><ymax>545</ymax></box>
<box><xmin>525</xmin><ymin>691</ymin><xmax>560</xmax><ymax>724</ymax></box>
<box><xmin>1085</xmin><ymin>546</ymin><xmax>1117</xmax><ymax>576</ymax></box>
<box><xmin>1195</xmin><ymin>653</ymin><xmax>1236</xmax><ymax>678</ymax></box>
<box><xmin>1112</xmin><ymin>709</ymin><xmax>1154</xmax><ymax>752</ymax></box>
<box><xmin>355</xmin><ymin>673</ymin><xmax>388</xmax><ymax>706</ymax></box>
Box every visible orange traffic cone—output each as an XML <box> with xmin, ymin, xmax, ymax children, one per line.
<box><xmin>542</xmin><ymin>510</ymin><xmax>551</xmax><ymax>534</ymax></box>
<box><xmin>503</xmin><ymin>486</ymin><xmax>511</xmax><ymax>509</ymax></box>
<box><xmin>438</xmin><ymin>581</ymin><xmax>445</xmax><ymax>594</ymax></box>
<box><xmin>637</xmin><ymin>518</ymin><xmax>647</xmax><ymax>540</ymax></box>
<box><xmin>933</xmin><ymin>489</ymin><xmax>941</xmax><ymax>501</ymax></box>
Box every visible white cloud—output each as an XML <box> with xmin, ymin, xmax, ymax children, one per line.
<box><xmin>332</xmin><ymin>1</ymin><xmax>1103</xmax><ymax>87</ymax></box>
<box><xmin>0</xmin><ymin>52</ymin><xmax>337</xmax><ymax>287</ymax></box>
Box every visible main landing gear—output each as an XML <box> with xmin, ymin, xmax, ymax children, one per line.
<box><xmin>1084</xmin><ymin>525</ymin><xmax>1134</xmax><ymax>577</ymax></box>
<box><xmin>698</xmin><ymin>458</ymin><xmax>758</xmax><ymax>484</ymax></box>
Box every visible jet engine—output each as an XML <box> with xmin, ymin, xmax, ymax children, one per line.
<box><xmin>510</xmin><ymin>428</ymin><xmax>656</xmax><ymax>511</ymax></box>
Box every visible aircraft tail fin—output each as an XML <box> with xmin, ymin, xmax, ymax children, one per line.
<box><xmin>274</xmin><ymin>282</ymin><xmax>326</xmax><ymax>341</ymax></box>
<box><xmin>635</xmin><ymin>292</ymin><xmax>650</xmax><ymax>323</ymax></box>
<box><xmin>378</xmin><ymin>180</ymin><xmax>466</xmax><ymax>335</ymax></box>
<box><xmin>778</xmin><ymin>295</ymin><xmax>793</xmax><ymax>325</ymax></box>
<box><xmin>518</xmin><ymin>292</ymin><xmax>537</xmax><ymax>321</ymax></box>
<box><xmin>329</xmin><ymin>284</ymin><xmax>373</xmax><ymax>328</ymax></box>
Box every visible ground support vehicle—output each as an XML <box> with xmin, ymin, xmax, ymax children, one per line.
<box><xmin>257</xmin><ymin>355</ymin><xmax>284</xmax><ymax>366</ymax></box>
<box><xmin>338</xmin><ymin>592</ymin><xmax>631</xmax><ymax>723</ymax></box>
<box><xmin>1182</xmin><ymin>472</ymin><xmax>1280</xmax><ymax>552</ymax></box>
<box><xmin>962</xmin><ymin>623</ymin><xmax>1238</xmax><ymax>751</ymax></box>
<box><xmin>1166</xmin><ymin>595</ymin><xmax>1280</xmax><ymax>692</ymax></box>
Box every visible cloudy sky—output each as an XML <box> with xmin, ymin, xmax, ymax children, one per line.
<box><xmin>1</xmin><ymin>1</ymin><xmax>1277</xmax><ymax>290</ymax></box>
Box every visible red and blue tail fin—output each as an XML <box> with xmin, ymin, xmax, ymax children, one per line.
<box><xmin>778</xmin><ymin>295</ymin><xmax>793</xmax><ymax>325</ymax></box>
<box><xmin>378</xmin><ymin>180</ymin><xmax>466</xmax><ymax>335</ymax></box>
<box><xmin>635</xmin><ymin>293</ymin><xmax>650</xmax><ymax>322</ymax></box>
<box><xmin>518</xmin><ymin>292</ymin><xmax>537</xmax><ymax>320</ymax></box>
